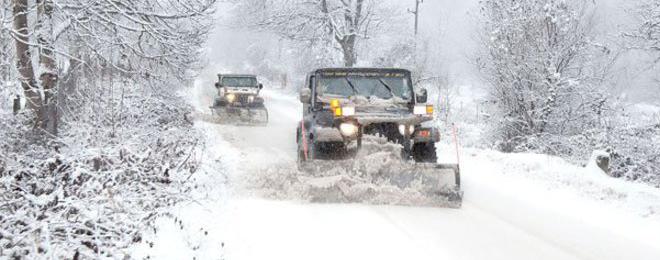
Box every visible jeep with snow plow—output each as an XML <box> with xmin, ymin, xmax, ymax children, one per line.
<box><xmin>295</xmin><ymin>68</ymin><xmax>462</xmax><ymax>207</ymax></box>
<box><xmin>211</xmin><ymin>74</ymin><xmax>268</xmax><ymax>125</ymax></box>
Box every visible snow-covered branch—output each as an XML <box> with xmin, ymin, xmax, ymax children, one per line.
<box><xmin>233</xmin><ymin>0</ymin><xmax>386</xmax><ymax>67</ymax></box>
<box><xmin>625</xmin><ymin>0</ymin><xmax>660</xmax><ymax>63</ymax></box>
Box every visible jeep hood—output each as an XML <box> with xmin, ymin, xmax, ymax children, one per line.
<box><xmin>318</xmin><ymin>95</ymin><xmax>431</xmax><ymax>125</ymax></box>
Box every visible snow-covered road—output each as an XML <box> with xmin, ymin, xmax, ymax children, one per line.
<box><xmin>133</xmin><ymin>87</ymin><xmax>660</xmax><ymax>260</ymax></box>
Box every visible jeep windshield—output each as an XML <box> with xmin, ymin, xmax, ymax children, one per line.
<box><xmin>317</xmin><ymin>72</ymin><xmax>412</xmax><ymax>101</ymax></box>
<box><xmin>222</xmin><ymin>77</ymin><xmax>257</xmax><ymax>87</ymax></box>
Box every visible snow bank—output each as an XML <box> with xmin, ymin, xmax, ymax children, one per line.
<box><xmin>0</xmin><ymin>87</ymin><xmax>203</xmax><ymax>259</ymax></box>
<box><xmin>457</xmin><ymin>147</ymin><xmax>660</xmax><ymax>220</ymax></box>
<box><xmin>130</xmin><ymin>122</ymin><xmax>233</xmax><ymax>259</ymax></box>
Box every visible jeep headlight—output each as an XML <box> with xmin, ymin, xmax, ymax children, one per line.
<box><xmin>226</xmin><ymin>93</ymin><xmax>236</xmax><ymax>103</ymax></box>
<box><xmin>342</xmin><ymin>106</ymin><xmax>355</xmax><ymax>116</ymax></box>
<box><xmin>398</xmin><ymin>124</ymin><xmax>415</xmax><ymax>136</ymax></box>
<box><xmin>248</xmin><ymin>96</ymin><xmax>255</xmax><ymax>103</ymax></box>
<box><xmin>339</xmin><ymin>123</ymin><xmax>359</xmax><ymax>137</ymax></box>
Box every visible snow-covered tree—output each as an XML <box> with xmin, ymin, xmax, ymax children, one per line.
<box><xmin>233</xmin><ymin>0</ymin><xmax>387</xmax><ymax>67</ymax></box>
<box><xmin>9</xmin><ymin>0</ymin><xmax>216</xmax><ymax>134</ymax></box>
<box><xmin>626</xmin><ymin>0</ymin><xmax>660</xmax><ymax>65</ymax></box>
<box><xmin>476</xmin><ymin>0</ymin><xmax>610</xmax><ymax>153</ymax></box>
<box><xmin>0</xmin><ymin>1</ymin><xmax>12</xmax><ymax>87</ymax></box>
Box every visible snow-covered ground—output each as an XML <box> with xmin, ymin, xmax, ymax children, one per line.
<box><xmin>131</xmin><ymin>79</ymin><xmax>660</xmax><ymax>260</ymax></box>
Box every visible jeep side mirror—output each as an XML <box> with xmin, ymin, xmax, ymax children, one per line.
<box><xmin>299</xmin><ymin>88</ymin><xmax>312</xmax><ymax>104</ymax></box>
<box><xmin>417</xmin><ymin>88</ymin><xmax>428</xmax><ymax>103</ymax></box>
<box><xmin>214</xmin><ymin>82</ymin><xmax>220</xmax><ymax>88</ymax></box>
<box><xmin>258</xmin><ymin>83</ymin><xmax>264</xmax><ymax>90</ymax></box>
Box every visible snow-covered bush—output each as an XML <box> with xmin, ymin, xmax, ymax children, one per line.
<box><xmin>0</xmin><ymin>79</ymin><xmax>202</xmax><ymax>258</ymax></box>
<box><xmin>472</xmin><ymin>0</ymin><xmax>660</xmax><ymax>186</ymax></box>
<box><xmin>475</xmin><ymin>0</ymin><xmax>630</xmax><ymax>170</ymax></box>
<box><xmin>476</xmin><ymin>0</ymin><xmax>610</xmax><ymax>153</ymax></box>
<box><xmin>580</xmin><ymin>107</ymin><xmax>660</xmax><ymax>186</ymax></box>
<box><xmin>605</xmin><ymin>126</ymin><xmax>660</xmax><ymax>186</ymax></box>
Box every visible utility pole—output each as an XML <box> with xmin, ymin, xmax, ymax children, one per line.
<box><xmin>408</xmin><ymin>0</ymin><xmax>423</xmax><ymax>36</ymax></box>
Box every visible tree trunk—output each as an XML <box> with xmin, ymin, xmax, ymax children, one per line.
<box><xmin>37</xmin><ymin>0</ymin><xmax>58</xmax><ymax>135</ymax></box>
<box><xmin>332</xmin><ymin>0</ymin><xmax>361</xmax><ymax>67</ymax></box>
<box><xmin>342</xmin><ymin>0</ymin><xmax>362</xmax><ymax>67</ymax></box>
<box><xmin>341</xmin><ymin>38</ymin><xmax>357</xmax><ymax>67</ymax></box>
<box><xmin>0</xmin><ymin>3</ymin><xmax>10</xmax><ymax>86</ymax></box>
<box><xmin>12</xmin><ymin>0</ymin><xmax>59</xmax><ymax>135</ymax></box>
<box><xmin>13</xmin><ymin>0</ymin><xmax>42</xmax><ymax>113</ymax></box>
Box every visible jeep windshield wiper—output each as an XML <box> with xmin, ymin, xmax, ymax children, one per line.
<box><xmin>377</xmin><ymin>78</ymin><xmax>395</xmax><ymax>98</ymax></box>
<box><xmin>344</xmin><ymin>77</ymin><xmax>359</xmax><ymax>96</ymax></box>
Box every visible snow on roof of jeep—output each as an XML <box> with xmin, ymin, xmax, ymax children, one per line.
<box><xmin>313</xmin><ymin>67</ymin><xmax>411</xmax><ymax>74</ymax></box>
<box><xmin>217</xmin><ymin>74</ymin><xmax>257</xmax><ymax>78</ymax></box>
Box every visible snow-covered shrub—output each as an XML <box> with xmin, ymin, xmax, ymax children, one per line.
<box><xmin>0</xmin><ymin>79</ymin><xmax>202</xmax><ymax>259</ymax></box>
<box><xmin>626</xmin><ymin>0</ymin><xmax>660</xmax><ymax>64</ymax></box>
<box><xmin>473</xmin><ymin>0</ymin><xmax>660</xmax><ymax>186</ymax></box>
<box><xmin>605</xmin><ymin>126</ymin><xmax>660</xmax><ymax>185</ymax></box>
<box><xmin>584</xmin><ymin>107</ymin><xmax>660</xmax><ymax>186</ymax></box>
<box><xmin>476</xmin><ymin>0</ymin><xmax>610</xmax><ymax>153</ymax></box>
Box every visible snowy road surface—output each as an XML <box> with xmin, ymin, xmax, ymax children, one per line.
<box><xmin>132</xmin><ymin>87</ymin><xmax>660</xmax><ymax>260</ymax></box>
